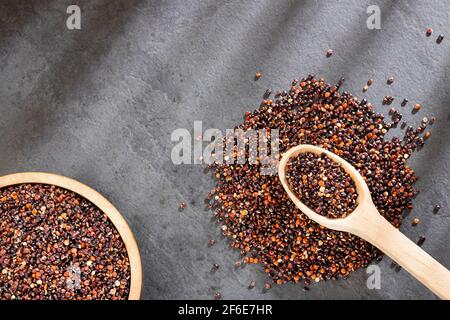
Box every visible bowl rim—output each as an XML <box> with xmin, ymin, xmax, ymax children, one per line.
<box><xmin>0</xmin><ymin>172</ymin><xmax>142</xmax><ymax>300</ymax></box>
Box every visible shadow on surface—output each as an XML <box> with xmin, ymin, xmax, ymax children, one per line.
<box><xmin>1</xmin><ymin>0</ymin><xmax>144</xmax><ymax>155</ymax></box>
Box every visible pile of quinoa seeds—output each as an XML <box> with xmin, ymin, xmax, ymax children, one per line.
<box><xmin>286</xmin><ymin>152</ymin><xmax>358</xmax><ymax>219</ymax></box>
<box><xmin>209</xmin><ymin>75</ymin><xmax>423</xmax><ymax>285</ymax></box>
<box><xmin>0</xmin><ymin>184</ymin><xmax>131</xmax><ymax>300</ymax></box>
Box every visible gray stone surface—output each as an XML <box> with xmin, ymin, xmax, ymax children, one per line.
<box><xmin>0</xmin><ymin>0</ymin><xmax>449</xmax><ymax>300</ymax></box>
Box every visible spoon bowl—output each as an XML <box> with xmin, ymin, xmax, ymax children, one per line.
<box><xmin>279</xmin><ymin>144</ymin><xmax>450</xmax><ymax>299</ymax></box>
<box><xmin>278</xmin><ymin>144</ymin><xmax>374</xmax><ymax>233</ymax></box>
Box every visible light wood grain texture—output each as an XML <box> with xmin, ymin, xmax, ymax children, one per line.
<box><xmin>0</xmin><ymin>172</ymin><xmax>142</xmax><ymax>300</ymax></box>
<box><xmin>279</xmin><ymin>144</ymin><xmax>450</xmax><ymax>299</ymax></box>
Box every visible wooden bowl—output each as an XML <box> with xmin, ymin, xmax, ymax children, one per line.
<box><xmin>0</xmin><ymin>172</ymin><xmax>142</xmax><ymax>300</ymax></box>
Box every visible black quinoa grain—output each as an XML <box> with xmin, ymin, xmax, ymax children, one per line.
<box><xmin>211</xmin><ymin>263</ymin><xmax>220</xmax><ymax>272</ymax></box>
<box><xmin>263</xmin><ymin>89</ymin><xmax>272</xmax><ymax>99</ymax></box>
<box><xmin>401</xmin><ymin>98</ymin><xmax>408</xmax><ymax>106</ymax></box>
<box><xmin>383</xmin><ymin>96</ymin><xmax>394</xmax><ymax>105</ymax></box>
<box><xmin>391</xmin><ymin>110</ymin><xmax>403</xmax><ymax>124</ymax></box>
<box><xmin>418</xmin><ymin>236</ymin><xmax>426</xmax><ymax>246</ymax></box>
<box><xmin>433</xmin><ymin>205</ymin><xmax>441</xmax><ymax>213</ymax></box>
<box><xmin>430</xmin><ymin>116</ymin><xmax>436</xmax><ymax>124</ymax></box>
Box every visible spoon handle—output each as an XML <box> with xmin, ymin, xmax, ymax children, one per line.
<box><xmin>351</xmin><ymin>204</ymin><xmax>450</xmax><ymax>299</ymax></box>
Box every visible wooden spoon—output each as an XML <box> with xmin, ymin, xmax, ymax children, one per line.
<box><xmin>278</xmin><ymin>144</ymin><xmax>450</xmax><ymax>299</ymax></box>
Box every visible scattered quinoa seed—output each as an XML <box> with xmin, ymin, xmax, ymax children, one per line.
<box><xmin>326</xmin><ymin>49</ymin><xmax>333</xmax><ymax>57</ymax></box>
<box><xmin>255</xmin><ymin>72</ymin><xmax>262</xmax><ymax>80</ymax></box>
<box><xmin>383</xmin><ymin>96</ymin><xmax>394</xmax><ymax>105</ymax></box>
<box><xmin>179</xmin><ymin>202</ymin><xmax>187</xmax><ymax>210</ymax></box>
<box><xmin>412</xmin><ymin>218</ymin><xmax>420</xmax><ymax>226</ymax></box>
<box><xmin>401</xmin><ymin>98</ymin><xmax>408</xmax><ymax>106</ymax></box>
<box><xmin>418</xmin><ymin>236</ymin><xmax>426</xmax><ymax>246</ymax></box>
<box><xmin>211</xmin><ymin>263</ymin><xmax>220</xmax><ymax>272</ymax></box>
<box><xmin>426</xmin><ymin>28</ymin><xmax>433</xmax><ymax>37</ymax></box>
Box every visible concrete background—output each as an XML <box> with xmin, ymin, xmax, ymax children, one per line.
<box><xmin>0</xmin><ymin>0</ymin><xmax>449</xmax><ymax>299</ymax></box>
